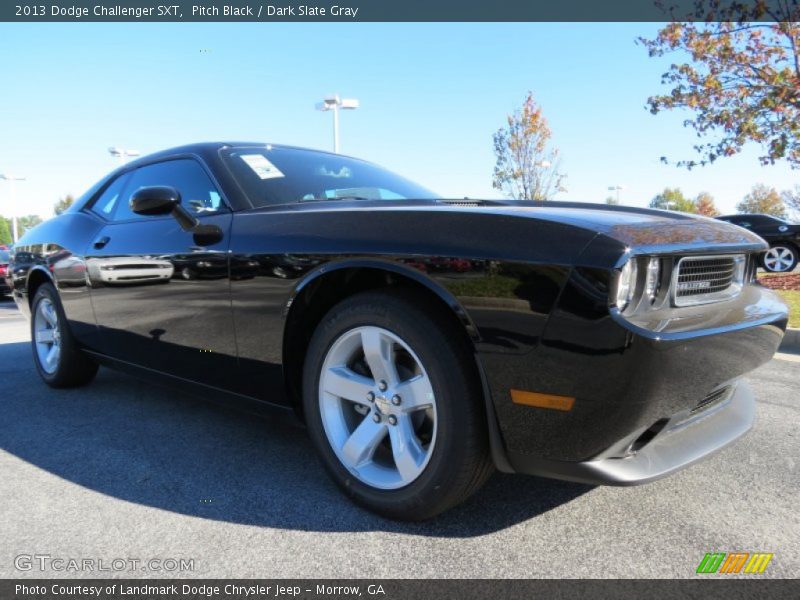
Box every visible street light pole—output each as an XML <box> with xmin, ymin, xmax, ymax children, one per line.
<box><xmin>607</xmin><ymin>185</ymin><xmax>625</xmax><ymax>204</ymax></box>
<box><xmin>0</xmin><ymin>173</ymin><xmax>26</xmax><ymax>243</ymax></box>
<box><xmin>315</xmin><ymin>95</ymin><xmax>359</xmax><ymax>153</ymax></box>
<box><xmin>332</xmin><ymin>101</ymin><xmax>340</xmax><ymax>153</ymax></box>
<box><xmin>108</xmin><ymin>147</ymin><xmax>141</xmax><ymax>165</ymax></box>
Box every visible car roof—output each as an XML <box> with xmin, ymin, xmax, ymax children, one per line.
<box><xmin>718</xmin><ymin>213</ymin><xmax>780</xmax><ymax>219</ymax></box>
<box><xmin>123</xmin><ymin>142</ymin><xmax>355</xmax><ymax>167</ymax></box>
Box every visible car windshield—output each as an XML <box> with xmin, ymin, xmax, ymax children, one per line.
<box><xmin>221</xmin><ymin>146</ymin><xmax>440</xmax><ymax>208</ymax></box>
<box><xmin>0</xmin><ymin>250</ymin><xmax>9</xmax><ymax>262</ymax></box>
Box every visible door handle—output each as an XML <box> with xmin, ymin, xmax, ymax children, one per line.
<box><xmin>93</xmin><ymin>236</ymin><xmax>110</xmax><ymax>249</ymax></box>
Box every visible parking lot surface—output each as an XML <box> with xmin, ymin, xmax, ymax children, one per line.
<box><xmin>0</xmin><ymin>296</ymin><xmax>797</xmax><ymax>578</ymax></box>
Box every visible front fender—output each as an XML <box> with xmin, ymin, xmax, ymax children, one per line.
<box><xmin>285</xmin><ymin>257</ymin><xmax>481</xmax><ymax>340</ymax></box>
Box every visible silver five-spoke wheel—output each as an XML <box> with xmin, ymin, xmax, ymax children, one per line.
<box><xmin>763</xmin><ymin>246</ymin><xmax>796</xmax><ymax>272</ymax></box>
<box><xmin>34</xmin><ymin>297</ymin><xmax>61</xmax><ymax>374</ymax></box>
<box><xmin>319</xmin><ymin>326</ymin><xmax>437</xmax><ymax>490</ymax></box>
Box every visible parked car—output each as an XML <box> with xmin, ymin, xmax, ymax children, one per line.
<box><xmin>9</xmin><ymin>143</ymin><xmax>788</xmax><ymax>520</ymax></box>
<box><xmin>0</xmin><ymin>249</ymin><xmax>11</xmax><ymax>295</ymax></box>
<box><xmin>716</xmin><ymin>214</ymin><xmax>800</xmax><ymax>272</ymax></box>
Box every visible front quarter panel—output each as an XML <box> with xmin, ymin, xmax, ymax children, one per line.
<box><xmin>10</xmin><ymin>212</ymin><xmax>103</xmax><ymax>345</ymax></box>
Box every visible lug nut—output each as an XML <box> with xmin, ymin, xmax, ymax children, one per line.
<box><xmin>388</xmin><ymin>415</ymin><xmax>397</xmax><ymax>426</ymax></box>
<box><xmin>367</xmin><ymin>391</ymin><xmax>375</xmax><ymax>402</ymax></box>
<box><xmin>373</xmin><ymin>413</ymin><xmax>381</xmax><ymax>423</ymax></box>
<box><xmin>378</xmin><ymin>380</ymin><xmax>388</xmax><ymax>392</ymax></box>
<box><xmin>391</xmin><ymin>395</ymin><xmax>401</xmax><ymax>406</ymax></box>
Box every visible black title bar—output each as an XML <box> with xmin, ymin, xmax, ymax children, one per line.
<box><xmin>1</xmin><ymin>0</ymin><xmax>798</xmax><ymax>22</ymax></box>
<box><xmin>4</xmin><ymin>579</ymin><xmax>800</xmax><ymax>600</ymax></box>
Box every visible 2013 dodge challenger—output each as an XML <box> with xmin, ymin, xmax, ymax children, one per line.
<box><xmin>7</xmin><ymin>143</ymin><xmax>788</xmax><ymax>520</ymax></box>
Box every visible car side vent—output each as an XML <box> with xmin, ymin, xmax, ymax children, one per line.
<box><xmin>673</xmin><ymin>254</ymin><xmax>745</xmax><ymax>307</ymax></box>
<box><xmin>691</xmin><ymin>386</ymin><xmax>733</xmax><ymax>415</ymax></box>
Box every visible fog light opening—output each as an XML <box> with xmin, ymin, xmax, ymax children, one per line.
<box><xmin>627</xmin><ymin>418</ymin><xmax>669</xmax><ymax>455</ymax></box>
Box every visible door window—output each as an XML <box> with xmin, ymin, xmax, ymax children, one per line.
<box><xmin>113</xmin><ymin>159</ymin><xmax>226</xmax><ymax>222</ymax></box>
<box><xmin>90</xmin><ymin>173</ymin><xmax>130</xmax><ymax>219</ymax></box>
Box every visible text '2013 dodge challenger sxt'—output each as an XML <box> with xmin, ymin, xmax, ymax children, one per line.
<box><xmin>8</xmin><ymin>143</ymin><xmax>788</xmax><ymax>520</ymax></box>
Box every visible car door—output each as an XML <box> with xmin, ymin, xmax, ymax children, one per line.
<box><xmin>85</xmin><ymin>158</ymin><xmax>237</xmax><ymax>390</ymax></box>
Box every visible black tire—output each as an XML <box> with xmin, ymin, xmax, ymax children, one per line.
<box><xmin>31</xmin><ymin>283</ymin><xmax>98</xmax><ymax>388</ymax></box>
<box><xmin>302</xmin><ymin>290</ymin><xmax>493</xmax><ymax>520</ymax></box>
<box><xmin>761</xmin><ymin>244</ymin><xmax>799</xmax><ymax>273</ymax></box>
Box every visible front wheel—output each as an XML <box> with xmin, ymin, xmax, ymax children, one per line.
<box><xmin>302</xmin><ymin>290</ymin><xmax>493</xmax><ymax>520</ymax></box>
<box><xmin>31</xmin><ymin>283</ymin><xmax>98</xmax><ymax>388</ymax></box>
<box><xmin>762</xmin><ymin>244</ymin><xmax>798</xmax><ymax>273</ymax></box>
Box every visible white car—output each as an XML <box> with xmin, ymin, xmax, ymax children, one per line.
<box><xmin>88</xmin><ymin>256</ymin><xmax>174</xmax><ymax>284</ymax></box>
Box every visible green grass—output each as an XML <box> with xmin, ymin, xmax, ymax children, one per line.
<box><xmin>775</xmin><ymin>289</ymin><xmax>800</xmax><ymax>328</ymax></box>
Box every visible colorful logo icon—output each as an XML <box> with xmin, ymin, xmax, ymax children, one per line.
<box><xmin>696</xmin><ymin>552</ymin><xmax>773</xmax><ymax>574</ymax></box>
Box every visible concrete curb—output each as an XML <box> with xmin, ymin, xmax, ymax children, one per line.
<box><xmin>779</xmin><ymin>327</ymin><xmax>800</xmax><ymax>354</ymax></box>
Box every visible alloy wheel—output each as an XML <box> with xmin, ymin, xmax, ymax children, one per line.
<box><xmin>34</xmin><ymin>297</ymin><xmax>61</xmax><ymax>374</ymax></box>
<box><xmin>764</xmin><ymin>246</ymin><xmax>795</xmax><ymax>272</ymax></box>
<box><xmin>318</xmin><ymin>326</ymin><xmax>437</xmax><ymax>490</ymax></box>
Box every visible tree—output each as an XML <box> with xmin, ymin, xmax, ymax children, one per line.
<box><xmin>782</xmin><ymin>186</ymin><xmax>800</xmax><ymax>219</ymax></box>
<box><xmin>605</xmin><ymin>195</ymin><xmax>619</xmax><ymax>205</ymax></box>
<box><xmin>650</xmin><ymin>187</ymin><xmax>697</xmax><ymax>213</ymax></box>
<box><xmin>10</xmin><ymin>215</ymin><xmax>44</xmax><ymax>238</ymax></box>
<box><xmin>492</xmin><ymin>91</ymin><xmax>566</xmax><ymax>200</ymax></box>
<box><xmin>694</xmin><ymin>191</ymin><xmax>720</xmax><ymax>216</ymax></box>
<box><xmin>0</xmin><ymin>216</ymin><xmax>11</xmax><ymax>246</ymax></box>
<box><xmin>737</xmin><ymin>184</ymin><xmax>787</xmax><ymax>217</ymax></box>
<box><xmin>640</xmin><ymin>2</ymin><xmax>800</xmax><ymax>169</ymax></box>
<box><xmin>54</xmin><ymin>194</ymin><xmax>75</xmax><ymax>216</ymax></box>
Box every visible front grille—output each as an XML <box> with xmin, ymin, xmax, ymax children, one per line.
<box><xmin>101</xmin><ymin>264</ymin><xmax>166</xmax><ymax>271</ymax></box>
<box><xmin>673</xmin><ymin>254</ymin><xmax>744</xmax><ymax>306</ymax></box>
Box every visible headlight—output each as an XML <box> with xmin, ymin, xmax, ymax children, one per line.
<box><xmin>645</xmin><ymin>257</ymin><xmax>660</xmax><ymax>302</ymax></box>
<box><xmin>615</xmin><ymin>258</ymin><xmax>638</xmax><ymax>311</ymax></box>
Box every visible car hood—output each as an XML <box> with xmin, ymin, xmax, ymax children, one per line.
<box><xmin>478</xmin><ymin>203</ymin><xmax>768</xmax><ymax>253</ymax></box>
<box><xmin>262</xmin><ymin>199</ymin><xmax>767</xmax><ymax>256</ymax></box>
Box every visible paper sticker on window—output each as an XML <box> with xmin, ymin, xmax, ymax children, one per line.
<box><xmin>240</xmin><ymin>154</ymin><xmax>285</xmax><ymax>180</ymax></box>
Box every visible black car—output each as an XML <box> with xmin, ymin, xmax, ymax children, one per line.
<box><xmin>716</xmin><ymin>214</ymin><xmax>800</xmax><ymax>273</ymax></box>
<box><xmin>9</xmin><ymin>143</ymin><xmax>788</xmax><ymax>520</ymax></box>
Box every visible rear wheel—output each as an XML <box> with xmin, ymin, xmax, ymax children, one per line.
<box><xmin>302</xmin><ymin>290</ymin><xmax>493</xmax><ymax>520</ymax></box>
<box><xmin>31</xmin><ymin>283</ymin><xmax>98</xmax><ymax>388</ymax></box>
<box><xmin>762</xmin><ymin>244</ymin><xmax>798</xmax><ymax>273</ymax></box>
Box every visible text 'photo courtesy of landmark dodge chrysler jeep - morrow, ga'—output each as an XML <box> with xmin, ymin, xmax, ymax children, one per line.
<box><xmin>7</xmin><ymin>143</ymin><xmax>788</xmax><ymax>520</ymax></box>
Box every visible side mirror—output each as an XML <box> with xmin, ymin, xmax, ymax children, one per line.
<box><xmin>131</xmin><ymin>186</ymin><xmax>180</xmax><ymax>216</ymax></box>
<box><xmin>131</xmin><ymin>186</ymin><xmax>199</xmax><ymax>232</ymax></box>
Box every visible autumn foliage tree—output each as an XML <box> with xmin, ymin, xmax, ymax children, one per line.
<box><xmin>493</xmin><ymin>92</ymin><xmax>566</xmax><ymax>201</ymax></box>
<box><xmin>694</xmin><ymin>191</ymin><xmax>720</xmax><ymax>216</ymax></box>
<box><xmin>782</xmin><ymin>185</ymin><xmax>800</xmax><ymax>218</ymax></box>
<box><xmin>737</xmin><ymin>183</ymin><xmax>787</xmax><ymax>217</ymax></box>
<box><xmin>640</xmin><ymin>1</ymin><xmax>800</xmax><ymax>169</ymax></box>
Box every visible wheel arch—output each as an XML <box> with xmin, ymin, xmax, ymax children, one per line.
<box><xmin>281</xmin><ymin>259</ymin><xmax>480</xmax><ymax>419</ymax></box>
<box><xmin>26</xmin><ymin>266</ymin><xmax>55</xmax><ymax>307</ymax></box>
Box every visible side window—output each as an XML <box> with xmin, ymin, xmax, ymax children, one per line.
<box><xmin>113</xmin><ymin>159</ymin><xmax>225</xmax><ymax>222</ymax></box>
<box><xmin>90</xmin><ymin>173</ymin><xmax>130</xmax><ymax>219</ymax></box>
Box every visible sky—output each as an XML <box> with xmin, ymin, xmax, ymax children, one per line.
<box><xmin>0</xmin><ymin>22</ymin><xmax>798</xmax><ymax>219</ymax></box>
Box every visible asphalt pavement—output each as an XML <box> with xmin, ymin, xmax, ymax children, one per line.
<box><xmin>0</xmin><ymin>295</ymin><xmax>797</xmax><ymax>578</ymax></box>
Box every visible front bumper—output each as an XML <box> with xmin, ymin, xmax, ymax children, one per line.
<box><xmin>506</xmin><ymin>380</ymin><xmax>755</xmax><ymax>485</ymax></box>
<box><xmin>472</xmin><ymin>268</ymin><xmax>786</xmax><ymax>483</ymax></box>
